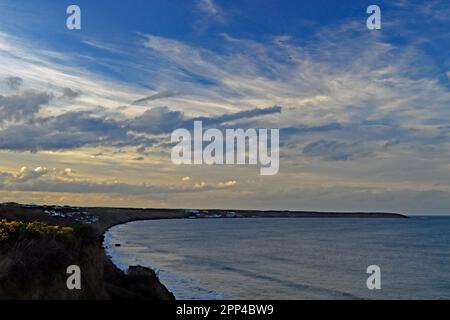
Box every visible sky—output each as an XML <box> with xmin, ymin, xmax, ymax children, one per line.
<box><xmin>0</xmin><ymin>0</ymin><xmax>449</xmax><ymax>214</ymax></box>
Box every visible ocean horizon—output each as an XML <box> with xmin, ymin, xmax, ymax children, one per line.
<box><xmin>104</xmin><ymin>217</ymin><xmax>450</xmax><ymax>300</ymax></box>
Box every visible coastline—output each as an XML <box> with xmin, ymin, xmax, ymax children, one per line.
<box><xmin>103</xmin><ymin>224</ymin><xmax>226</xmax><ymax>300</ymax></box>
<box><xmin>103</xmin><ymin>216</ymin><xmax>450</xmax><ymax>300</ymax></box>
<box><xmin>0</xmin><ymin>202</ymin><xmax>407</xmax><ymax>299</ymax></box>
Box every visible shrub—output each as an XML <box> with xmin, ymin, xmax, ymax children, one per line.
<box><xmin>0</xmin><ymin>219</ymin><xmax>104</xmax><ymax>299</ymax></box>
<box><xmin>0</xmin><ymin>220</ymin><xmax>74</xmax><ymax>242</ymax></box>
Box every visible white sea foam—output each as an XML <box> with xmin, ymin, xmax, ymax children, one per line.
<box><xmin>103</xmin><ymin>224</ymin><xmax>224</xmax><ymax>300</ymax></box>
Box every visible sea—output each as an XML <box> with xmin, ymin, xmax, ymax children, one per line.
<box><xmin>104</xmin><ymin>217</ymin><xmax>450</xmax><ymax>300</ymax></box>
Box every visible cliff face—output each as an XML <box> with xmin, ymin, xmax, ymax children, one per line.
<box><xmin>104</xmin><ymin>263</ymin><xmax>174</xmax><ymax>300</ymax></box>
<box><xmin>0</xmin><ymin>219</ymin><xmax>174</xmax><ymax>300</ymax></box>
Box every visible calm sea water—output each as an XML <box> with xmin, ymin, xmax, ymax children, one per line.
<box><xmin>104</xmin><ymin>217</ymin><xmax>450</xmax><ymax>300</ymax></box>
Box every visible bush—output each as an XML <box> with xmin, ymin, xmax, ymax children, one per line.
<box><xmin>0</xmin><ymin>219</ymin><xmax>173</xmax><ymax>300</ymax></box>
<box><xmin>0</xmin><ymin>220</ymin><xmax>74</xmax><ymax>242</ymax></box>
<box><xmin>0</xmin><ymin>219</ymin><xmax>104</xmax><ymax>300</ymax></box>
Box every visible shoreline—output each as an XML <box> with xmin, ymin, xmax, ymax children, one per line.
<box><xmin>100</xmin><ymin>210</ymin><xmax>407</xmax><ymax>300</ymax></box>
<box><xmin>103</xmin><ymin>223</ymin><xmax>226</xmax><ymax>300</ymax></box>
<box><xmin>0</xmin><ymin>202</ymin><xmax>407</xmax><ymax>299</ymax></box>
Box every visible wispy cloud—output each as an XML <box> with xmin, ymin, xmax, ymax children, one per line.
<box><xmin>132</xmin><ymin>90</ymin><xmax>177</xmax><ymax>105</ymax></box>
<box><xmin>0</xmin><ymin>2</ymin><xmax>449</xmax><ymax>212</ymax></box>
<box><xmin>195</xmin><ymin>0</ymin><xmax>226</xmax><ymax>31</ymax></box>
<box><xmin>198</xmin><ymin>0</ymin><xmax>219</xmax><ymax>16</ymax></box>
<box><xmin>0</xmin><ymin>166</ymin><xmax>237</xmax><ymax>198</ymax></box>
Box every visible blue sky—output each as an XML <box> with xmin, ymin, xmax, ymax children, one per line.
<box><xmin>2</xmin><ymin>0</ymin><xmax>448</xmax><ymax>88</ymax></box>
<box><xmin>0</xmin><ymin>1</ymin><xmax>449</xmax><ymax>214</ymax></box>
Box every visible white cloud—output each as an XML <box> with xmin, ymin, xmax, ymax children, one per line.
<box><xmin>15</xmin><ymin>166</ymin><xmax>48</xmax><ymax>182</ymax></box>
<box><xmin>218</xmin><ymin>180</ymin><xmax>237</xmax><ymax>188</ymax></box>
<box><xmin>62</xmin><ymin>168</ymin><xmax>73</xmax><ymax>176</ymax></box>
<box><xmin>0</xmin><ymin>7</ymin><xmax>449</xmax><ymax>213</ymax></box>
<box><xmin>198</xmin><ymin>0</ymin><xmax>219</xmax><ymax>16</ymax></box>
<box><xmin>194</xmin><ymin>181</ymin><xmax>208</xmax><ymax>189</ymax></box>
<box><xmin>196</xmin><ymin>0</ymin><xmax>226</xmax><ymax>29</ymax></box>
<box><xmin>0</xmin><ymin>166</ymin><xmax>236</xmax><ymax>198</ymax></box>
<box><xmin>0</xmin><ymin>32</ymin><xmax>144</xmax><ymax>114</ymax></box>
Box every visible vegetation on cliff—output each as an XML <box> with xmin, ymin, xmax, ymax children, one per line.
<box><xmin>0</xmin><ymin>219</ymin><xmax>174</xmax><ymax>300</ymax></box>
